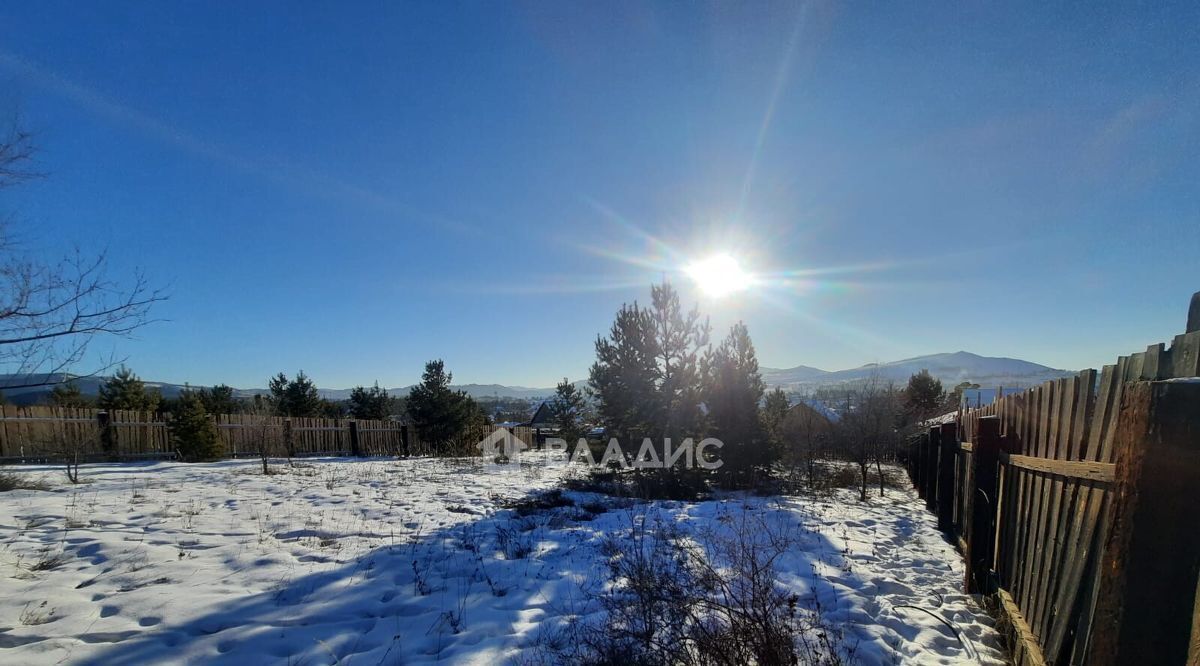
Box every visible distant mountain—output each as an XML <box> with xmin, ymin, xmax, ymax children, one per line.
<box><xmin>759</xmin><ymin>365</ymin><xmax>830</xmax><ymax>385</ymax></box>
<box><xmin>0</xmin><ymin>374</ymin><xmax>270</xmax><ymax>406</ymax></box>
<box><xmin>411</xmin><ymin>384</ymin><xmax>554</xmax><ymax>400</ymax></box>
<box><xmin>760</xmin><ymin>351</ymin><xmax>1074</xmax><ymax>391</ymax></box>
<box><xmin>0</xmin><ymin>374</ymin><xmax>557</xmax><ymax>406</ymax></box>
<box><xmin>0</xmin><ymin>351</ymin><xmax>1073</xmax><ymax>407</ymax></box>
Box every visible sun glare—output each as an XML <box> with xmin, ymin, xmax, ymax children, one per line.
<box><xmin>685</xmin><ymin>253</ymin><xmax>753</xmax><ymax>298</ymax></box>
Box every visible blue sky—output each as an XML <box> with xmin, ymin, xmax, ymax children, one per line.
<box><xmin>1</xmin><ymin>2</ymin><xmax>1196</xmax><ymax>389</ymax></box>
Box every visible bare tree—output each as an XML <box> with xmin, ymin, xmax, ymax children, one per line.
<box><xmin>0</xmin><ymin>117</ymin><xmax>165</xmax><ymax>389</ymax></box>
<box><xmin>0</xmin><ymin>119</ymin><xmax>40</xmax><ymax>189</ymax></box>
<box><xmin>837</xmin><ymin>373</ymin><xmax>902</xmax><ymax>501</ymax></box>
<box><xmin>779</xmin><ymin>395</ymin><xmax>832</xmax><ymax>486</ymax></box>
<box><xmin>241</xmin><ymin>399</ymin><xmax>285</xmax><ymax>474</ymax></box>
<box><xmin>34</xmin><ymin>416</ymin><xmax>101</xmax><ymax>484</ymax></box>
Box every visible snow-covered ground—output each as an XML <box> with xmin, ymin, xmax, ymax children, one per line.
<box><xmin>0</xmin><ymin>455</ymin><xmax>1005</xmax><ymax>664</ymax></box>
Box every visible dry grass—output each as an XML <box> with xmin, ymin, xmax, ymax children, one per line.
<box><xmin>0</xmin><ymin>471</ymin><xmax>52</xmax><ymax>492</ymax></box>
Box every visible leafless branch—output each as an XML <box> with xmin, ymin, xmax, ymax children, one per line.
<box><xmin>0</xmin><ymin>121</ymin><xmax>166</xmax><ymax>388</ymax></box>
<box><xmin>0</xmin><ymin>118</ymin><xmax>43</xmax><ymax>189</ymax></box>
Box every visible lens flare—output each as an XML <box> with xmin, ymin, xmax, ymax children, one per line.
<box><xmin>685</xmin><ymin>254</ymin><xmax>754</xmax><ymax>297</ymax></box>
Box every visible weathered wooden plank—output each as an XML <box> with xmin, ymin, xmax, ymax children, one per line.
<box><xmin>1000</xmin><ymin>455</ymin><xmax>1115</xmax><ymax>482</ymax></box>
<box><xmin>1030</xmin><ymin>378</ymin><xmax>1071</xmax><ymax>637</ymax></box>
<box><xmin>1018</xmin><ymin>384</ymin><xmax>1052</xmax><ymax>615</ymax></box>
<box><xmin>1188</xmin><ymin>291</ymin><xmax>1200</xmax><ymax>334</ymax></box>
<box><xmin>1142</xmin><ymin>343</ymin><xmax>1164</xmax><ymax>380</ymax></box>
<box><xmin>1189</xmin><ymin>574</ymin><xmax>1200</xmax><ymax>666</ymax></box>
<box><xmin>1048</xmin><ymin>364</ymin><xmax>1122</xmax><ymax>662</ymax></box>
<box><xmin>1042</xmin><ymin>370</ymin><xmax>1099</xmax><ymax>661</ymax></box>
<box><xmin>1087</xmin><ymin>381</ymin><xmax>1200</xmax><ymax>665</ymax></box>
<box><xmin>1099</xmin><ymin>357</ymin><xmax>1129</xmax><ymax>463</ymax></box>
<box><xmin>1035</xmin><ymin>377</ymin><xmax>1087</xmax><ymax>641</ymax></box>
<box><xmin>1168</xmin><ymin>331</ymin><xmax>1200</xmax><ymax>378</ymax></box>
<box><xmin>1068</xmin><ymin>488</ymin><xmax>1112</xmax><ymax>665</ymax></box>
<box><xmin>998</xmin><ymin>587</ymin><xmax>1049</xmax><ymax>666</ymax></box>
<box><xmin>937</xmin><ymin>423</ymin><xmax>957</xmax><ymax>532</ymax></box>
<box><xmin>966</xmin><ymin>416</ymin><xmax>1002</xmax><ymax>593</ymax></box>
<box><xmin>1008</xmin><ymin>392</ymin><xmax>1033</xmax><ymax>592</ymax></box>
<box><xmin>1011</xmin><ymin>391</ymin><xmax>1036</xmax><ymax>602</ymax></box>
<box><xmin>1004</xmin><ymin>444</ymin><xmax>1028</xmax><ymax>589</ymax></box>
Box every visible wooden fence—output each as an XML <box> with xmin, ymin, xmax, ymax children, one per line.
<box><xmin>907</xmin><ymin>291</ymin><xmax>1200</xmax><ymax>665</ymax></box>
<box><xmin>0</xmin><ymin>406</ymin><xmax>536</xmax><ymax>463</ymax></box>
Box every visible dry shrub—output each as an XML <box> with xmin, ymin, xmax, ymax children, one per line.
<box><xmin>0</xmin><ymin>471</ymin><xmax>51</xmax><ymax>492</ymax></box>
<box><xmin>528</xmin><ymin>507</ymin><xmax>855</xmax><ymax>665</ymax></box>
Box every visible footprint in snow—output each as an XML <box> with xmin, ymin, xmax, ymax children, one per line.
<box><xmin>872</xmin><ymin>578</ymin><xmax>916</xmax><ymax>596</ymax></box>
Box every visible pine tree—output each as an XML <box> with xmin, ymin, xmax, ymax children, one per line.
<box><xmin>349</xmin><ymin>382</ymin><xmax>391</xmax><ymax>420</ymax></box>
<box><xmin>170</xmin><ymin>393</ymin><xmax>224</xmax><ymax>462</ymax></box>
<box><xmin>590</xmin><ymin>282</ymin><xmax>713</xmax><ymax>498</ymax></box>
<box><xmin>198</xmin><ymin>384</ymin><xmax>239</xmax><ymax>415</ymax></box>
<box><xmin>268</xmin><ymin>372</ymin><xmax>288</xmax><ymax>412</ymax></box>
<box><xmin>406</xmin><ymin>360</ymin><xmax>475</xmax><ymax>449</ymax></box>
<box><xmin>98</xmin><ymin>366</ymin><xmax>160</xmax><ymax>411</ymax></box>
<box><xmin>761</xmin><ymin>387</ymin><xmax>790</xmax><ymax>448</ymax></box>
<box><xmin>50</xmin><ymin>381</ymin><xmax>91</xmax><ymax>407</ymax></box>
<box><xmin>549</xmin><ymin>378</ymin><xmax>588</xmax><ymax>444</ymax></box>
<box><xmin>903</xmin><ymin>369</ymin><xmax>945</xmax><ymax>423</ymax></box>
<box><xmin>944</xmin><ymin>381</ymin><xmax>978</xmax><ymax>411</ymax></box>
<box><xmin>648</xmin><ymin>282</ymin><xmax>709</xmax><ymax>439</ymax></box>
<box><xmin>589</xmin><ymin>302</ymin><xmax>660</xmax><ymax>443</ymax></box>
<box><xmin>268</xmin><ymin>371</ymin><xmax>323</xmax><ymax>417</ymax></box>
<box><xmin>703</xmin><ymin>322</ymin><xmax>768</xmax><ymax>486</ymax></box>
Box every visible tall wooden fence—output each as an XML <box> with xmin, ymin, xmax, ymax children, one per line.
<box><xmin>0</xmin><ymin>407</ymin><xmax>535</xmax><ymax>463</ymax></box>
<box><xmin>907</xmin><ymin>292</ymin><xmax>1200</xmax><ymax>665</ymax></box>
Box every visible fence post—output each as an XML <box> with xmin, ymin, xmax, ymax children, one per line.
<box><xmin>937</xmin><ymin>422</ymin><xmax>958</xmax><ymax>532</ymax></box>
<box><xmin>400</xmin><ymin>424</ymin><xmax>410</xmax><ymax>457</ymax></box>
<box><xmin>915</xmin><ymin>433</ymin><xmax>928</xmax><ymax>497</ymax></box>
<box><xmin>1086</xmin><ymin>381</ymin><xmax>1200</xmax><ymax>666</ymax></box>
<box><xmin>283</xmin><ymin>419</ymin><xmax>294</xmax><ymax>458</ymax></box>
<box><xmin>965</xmin><ymin>415</ymin><xmax>1001</xmax><ymax>594</ymax></box>
<box><xmin>348</xmin><ymin>420</ymin><xmax>362</xmax><ymax>457</ymax></box>
<box><xmin>1190</xmin><ymin>576</ymin><xmax>1200</xmax><ymax>666</ymax></box>
<box><xmin>925</xmin><ymin>426</ymin><xmax>940</xmax><ymax>512</ymax></box>
<box><xmin>97</xmin><ymin>411</ymin><xmax>115</xmax><ymax>461</ymax></box>
<box><xmin>1188</xmin><ymin>290</ymin><xmax>1199</xmax><ymax>333</ymax></box>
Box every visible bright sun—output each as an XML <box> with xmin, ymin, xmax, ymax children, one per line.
<box><xmin>685</xmin><ymin>253</ymin><xmax>753</xmax><ymax>298</ymax></box>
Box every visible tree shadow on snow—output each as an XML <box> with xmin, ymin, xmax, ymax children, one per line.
<box><xmin>82</xmin><ymin>477</ymin><xmax>966</xmax><ymax>665</ymax></box>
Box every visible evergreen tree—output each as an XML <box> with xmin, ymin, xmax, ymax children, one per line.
<box><xmin>318</xmin><ymin>398</ymin><xmax>344</xmax><ymax>419</ymax></box>
<box><xmin>198</xmin><ymin>384</ymin><xmax>240</xmax><ymax>415</ymax></box>
<box><xmin>98</xmin><ymin>366</ymin><xmax>160</xmax><ymax>411</ymax></box>
<box><xmin>703</xmin><ymin>322</ymin><xmax>768</xmax><ymax>486</ymax></box>
<box><xmin>944</xmin><ymin>381</ymin><xmax>979</xmax><ymax>411</ymax></box>
<box><xmin>464</xmin><ymin>395</ymin><xmax>490</xmax><ymax>427</ymax></box>
<box><xmin>903</xmin><ymin>369</ymin><xmax>945</xmax><ymax>423</ymax></box>
<box><xmin>761</xmin><ymin>387</ymin><xmax>790</xmax><ymax>448</ymax></box>
<box><xmin>50</xmin><ymin>381</ymin><xmax>91</xmax><ymax>407</ymax></box>
<box><xmin>648</xmin><ymin>282</ymin><xmax>709</xmax><ymax>439</ymax></box>
<box><xmin>406</xmin><ymin>360</ymin><xmax>475</xmax><ymax>449</ymax></box>
<box><xmin>268</xmin><ymin>371</ymin><xmax>322</xmax><ymax>417</ymax></box>
<box><xmin>589</xmin><ymin>302</ymin><xmax>660</xmax><ymax>443</ymax></box>
<box><xmin>349</xmin><ymin>382</ymin><xmax>391</xmax><ymax>420</ymax></box>
<box><xmin>549</xmin><ymin>378</ymin><xmax>588</xmax><ymax>444</ymax></box>
<box><xmin>267</xmin><ymin>372</ymin><xmax>288</xmax><ymax>411</ymax></box>
<box><xmin>170</xmin><ymin>393</ymin><xmax>224</xmax><ymax>461</ymax></box>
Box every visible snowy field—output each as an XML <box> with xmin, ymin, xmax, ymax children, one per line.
<box><xmin>0</xmin><ymin>455</ymin><xmax>1006</xmax><ymax>664</ymax></box>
